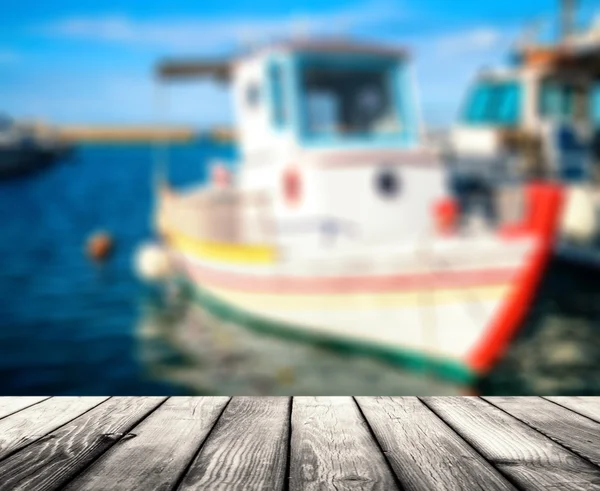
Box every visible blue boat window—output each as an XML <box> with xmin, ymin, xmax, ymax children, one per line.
<box><xmin>498</xmin><ymin>83</ymin><xmax>520</xmax><ymax>125</ymax></box>
<box><xmin>306</xmin><ymin>91</ymin><xmax>339</xmax><ymax>133</ymax></box>
<box><xmin>268</xmin><ymin>62</ymin><xmax>287</xmax><ymax>127</ymax></box>
<box><xmin>464</xmin><ymin>85</ymin><xmax>490</xmax><ymax>123</ymax></box>
<box><xmin>300</xmin><ymin>64</ymin><xmax>402</xmax><ymax>139</ymax></box>
<box><xmin>539</xmin><ymin>80</ymin><xmax>584</xmax><ymax>121</ymax></box>
<box><xmin>462</xmin><ymin>80</ymin><xmax>521</xmax><ymax>127</ymax></box>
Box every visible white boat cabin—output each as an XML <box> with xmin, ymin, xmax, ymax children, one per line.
<box><xmin>157</xmin><ymin>39</ymin><xmax>449</xmax><ymax>252</ymax></box>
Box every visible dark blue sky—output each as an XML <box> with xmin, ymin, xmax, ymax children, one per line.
<box><xmin>0</xmin><ymin>0</ymin><xmax>596</xmax><ymax>127</ymax></box>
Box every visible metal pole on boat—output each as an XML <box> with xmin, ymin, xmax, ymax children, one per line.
<box><xmin>152</xmin><ymin>78</ymin><xmax>170</xmax><ymax>195</ymax></box>
<box><xmin>408</xmin><ymin>63</ymin><xmax>426</xmax><ymax>144</ymax></box>
<box><xmin>560</xmin><ymin>0</ymin><xmax>578</xmax><ymax>42</ymax></box>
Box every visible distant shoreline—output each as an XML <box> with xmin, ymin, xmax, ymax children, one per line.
<box><xmin>57</xmin><ymin>125</ymin><xmax>235</xmax><ymax>143</ymax></box>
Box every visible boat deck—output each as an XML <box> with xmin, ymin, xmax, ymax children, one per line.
<box><xmin>1</xmin><ymin>396</ymin><xmax>600</xmax><ymax>490</ymax></box>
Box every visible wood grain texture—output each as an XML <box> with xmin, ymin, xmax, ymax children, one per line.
<box><xmin>422</xmin><ymin>396</ymin><xmax>600</xmax><ymax>491</ymax></box>
<box><xmin>289</xmin><ymin>397</ymin><xmax>400</xmax><ymax>491</ymax></box>
<box><xmin>484</xmin><ymin>396</ymin><xmax>600</xmax><ymax>468</ymax></box>
<box><xmin>545</xmin><ymin>397</ymin><xmax>600</xmax><ymax>424</ymax></box>
<box><xmin>0</xmin><ymin>397</ymin><xmax>49</xmax><ymax>420</ymax></box>
<box><xmin>0</xmin><ymin>396</ymin><xmax>166</xmax><ymax>491</ymax></box>
<box><xmin>355</xmin><ymin>396</ymin><xmax>516</xmax><ymax>491</ymax></box>
<box><xmin>63</xmin><ymin>397</ymin><xmax>230</xmax><ymax>491</ymax></box>
<box><xmin>177</xmin><ymin>397</ymin><xmax>290</xmax><ymax>491</ymax></box>
<box><xmin>0</xmin><ymin>396</ymin><xmax>108</xmax><ymax>462</ymax></box>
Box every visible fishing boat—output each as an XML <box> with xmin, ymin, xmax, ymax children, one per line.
<box><xmin>0</xmin><ymin>114</ymin><xmax>72</xmax><ymax>180</ymax></box>
<box><xmin>446</xmin><ymin>0</ymin><xmax>600</xmax><ymax>263</ymax></box>
<box><xmin>137</xmin><ymin>38</ymin><xmax>564</xmax><ymax>385</ymax></box>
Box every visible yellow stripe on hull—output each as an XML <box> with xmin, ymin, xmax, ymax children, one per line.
<box><xmin>203</xmin><ymin>284</ymin><xmax>510</xmax><ymax>311</ymax></box>
<box><xmin>164</xmin><ymin>231</ymin><xmax>277</xmax><ymax>265</ymax></box>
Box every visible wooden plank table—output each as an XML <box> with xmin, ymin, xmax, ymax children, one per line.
<box><xmin>0</xmin><ymin>397</ymin><xmax>600</xmax><ymax>490</ymax></box>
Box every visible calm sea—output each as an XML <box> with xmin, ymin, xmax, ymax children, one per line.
<box><xmin>2</xmin><ymin>141</ymin><xmax>600</xmax><ymax>396</ymax></box>
<box><xmin>0</xmin><ymin>141</ymin><xmax>235</xmax><ymax>395</ymax></box>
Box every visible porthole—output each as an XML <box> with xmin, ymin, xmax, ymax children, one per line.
<box><xmin>375</xmin><ymin>167</ymin><xmax>401</xmax><ymax>199</ymax></box>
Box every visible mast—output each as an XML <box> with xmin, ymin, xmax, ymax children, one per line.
<box><xmin>560</xmin><ymin>0</ymin><xmax>578</xmax><ymax>42</ymax></box>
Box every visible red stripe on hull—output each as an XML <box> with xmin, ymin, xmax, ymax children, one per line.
<box><xmin>467</xmin><ymin>183</ymin><xmax>564</xmax><ymax>373</ymax></box>
<box><xmin>177</xmin><ymin>258</ymin><xmax>519</xmax><ymax>295</ymax></box>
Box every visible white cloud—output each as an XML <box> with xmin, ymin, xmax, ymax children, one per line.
<box><xmin>434</xmin><ymin>27</ymin><xmax>502</xmax><ymax>55</ymax></box>
<box><xmin>40</xmin><ymin>1</ymin><xmax>409</xmax><ymax>53</ymax></box>
<box><xmin>0</xmin><ymin>49</ymin><xmax>19</xmax><ymax>63</ymax></box>
<box><xmin>406</xmin><ymin>24</ymin><xmax>517</xmax><ymax>126</ymax></box>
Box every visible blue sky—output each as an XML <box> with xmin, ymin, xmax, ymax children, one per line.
<box><xmin>1</xmin><ymin>0</ymin><xmax>598</xmax><ymax>128</ymax></box>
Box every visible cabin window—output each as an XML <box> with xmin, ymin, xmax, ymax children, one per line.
<box><xmin>462</xmin><ymin>80</ymin><xmax>522</xmax><ymax>127</ymax></box>
<box><xmin>245</xmin><ymin>83</ymin><xmax>261</xmax><ymax>108</ymax></box>
<box><xmin>539</xmin><ymin>80</ymin><xmax>587</xmax><ymax>123</ymax></box>
<box><xmin>268</xmin><ymin>62</ymin><xmax>287</xmax><ymax>127</ymax></box>
<box><xmin>300</xmin><ymin>65</ymin><xmax>401</xmax><ymax>138</ymax></box>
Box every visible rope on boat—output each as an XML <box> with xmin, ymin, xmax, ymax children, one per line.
<box><xmin>152</xmin><ymin>79</ymin><xmax>170</xmax><ymax>196</ymax></box>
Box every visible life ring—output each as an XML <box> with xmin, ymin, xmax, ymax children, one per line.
<box><xmin>283</xmin><ymin>167</ymin><xmax>301</xmax><ymax>207</ymax></box>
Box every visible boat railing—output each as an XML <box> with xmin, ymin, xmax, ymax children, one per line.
<box><xmin>156</xmin><ymin>186</ymin><xmax>275</xmax><ymax>246</ymax></box>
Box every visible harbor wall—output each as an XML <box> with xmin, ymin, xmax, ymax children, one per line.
<box><xmin>57</xmin><ymin>125</ymin><xmax>198</xmax><ymax>143</ymax></box>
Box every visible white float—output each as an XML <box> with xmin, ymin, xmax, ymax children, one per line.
<box><xmin>134</xmin><ymin>243</ymin><xmax>172</xmax><ymax>281</ymax></box>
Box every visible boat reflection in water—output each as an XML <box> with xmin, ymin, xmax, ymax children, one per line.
<box><xmin>136</xmin><ymin>280</ymin><xmax>471</xmax><ymax>396</ymax></box>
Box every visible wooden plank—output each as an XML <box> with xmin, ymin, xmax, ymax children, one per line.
<box><xmin>422</xmin><ymin>397</ymin><xmax>600</xmax><ymax>491</ymax></box>
<box><xmin>0</xmin><ymin>397</ymin><xmax>49</xmax><ymax>420</ymax></box>
<box><xmin>484</xmin><ymin>396</ymin><xmax>600</xmax><ymax>468</ymax></box>
<box><xmin>355</xmin><ymin>397</ymin><xmax>516</xmax><ymax>491</ymax></box>
<box><xmin>177</xmin><ymin>397</ymin><xmax>290</xmax><ymax>491</ymax></box>
<box><xmin>289</xmin><ymin>397</ymin><xmax>400</xmax><ymax>491</ymax></box>
<box><xmin>545</xmin><ymin>397</ymin><xmax>600</xmax><ymax>424</ymax></box>
<box><xmin>63</xmin><ymin>397</ymin><xmax>230</xmax><ymax>491</ymax></box>
<box><xmin>0</xmin><ymin>396</ymin><xmax>166</xmax><ymax>491</ymax></box>
<box><xmin>0</xmin><ymin>397</ymin><xmax>108</xmax><ymax>462</ymax></box>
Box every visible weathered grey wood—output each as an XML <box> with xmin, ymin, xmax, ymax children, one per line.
<box><xmin>289</xmin><ymin>397</ymin><xmax>400</xmax><ymax>491</ymax></box>
<box><xmin>177</xmin><ymin>397</ymin><xmax>290</xmax><ymax>491</ymax></box>
<box><xmin>0</xmin><ymin>396</ymin><xmax>166</xmax><ymax>491</ymax></box>
<box><xmin>0</xmin><ymin>396</ymin><xmax>108</xmax><ymax>462</ymax></box>
<box><xmin>545</xmin><ymin>397</ymin><xmax>600</xmax><ymax>424</ymax></box>
<box><xmin>63</xmin><ymin>397</ymin><xmax>230</xmax><ymax>491</ymax></box>
<box><xmin>0</xmin><ymin>397</ymin><xmax>49</xmax><ymax>420</ymax></box>
<box><xmin>423</xmin><ymin>396</ymin><xmax>600</xmax><ymax>491</ymax></box>
<box><xmin>355</xmin><ymin>396</ymin><xmax>516</xmax><ymax>491</ymax></box>
<box><xmin>485</xmin><ymin>396</ymin><xmax>600</xmax><ymax>468</ymax></box>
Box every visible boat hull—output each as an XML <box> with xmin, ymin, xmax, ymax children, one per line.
<box><xmin>179</xmin><ymin>277</ymin><xmax>479</xmax><ymax>384</ymax></box>
<box><xmin>165</xmin><ymin>236</ymin><xmax>544</xmax><ymax>385</ymax></box>
<box><xmin>0</xmin><ymin>144</ymin><xmax>72</xmax><ymax>180</ymax></box>
<box><xmin>154</xmin><ymin>182</ymin><xmax>564</xmax><ymax>385</ymax></box>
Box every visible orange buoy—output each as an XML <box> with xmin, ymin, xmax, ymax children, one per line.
<box><xmin>87</xmin><ymin>231</ymin><xmax>114</xmax><ymax>262</ymax></box>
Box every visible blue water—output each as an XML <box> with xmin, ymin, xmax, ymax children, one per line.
<box><xmin>0</xmin><ymin>141</ymin><xmax>236</xmax><ymax>395</ymax></box>
<box><xmin>3</xmin><ymin>141</ymin><xmax>600</xmax><ymax>396</ymax></box>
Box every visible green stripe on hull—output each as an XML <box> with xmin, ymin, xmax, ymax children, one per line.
<box><xmin>178</xmin><ymin>277</ymin><xmax>478</xmax><ymax>386</ymax></box>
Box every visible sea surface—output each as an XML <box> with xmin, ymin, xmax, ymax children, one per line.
<box><xmin>2</xmin><ymin>141</ymin><xmax>600</xmax><ymax>395</ymax></box>
<box><xmin>0</xmin><ymin>141</ymin><xmax>234</xmax><ymax>395</ymax></box>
